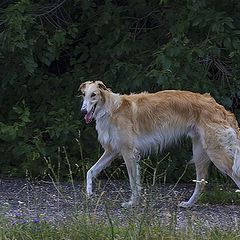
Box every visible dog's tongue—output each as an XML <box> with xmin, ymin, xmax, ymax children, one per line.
<box><xmin>84</xmin><ymin>111</ymin><xmax>93</xmax><ymax>124</ymax></box>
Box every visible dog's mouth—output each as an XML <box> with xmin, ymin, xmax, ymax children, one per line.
<box><xmin>84</xmin><ymin>104</ymin><xmax>96</xmax><ymax>124</ymax></box>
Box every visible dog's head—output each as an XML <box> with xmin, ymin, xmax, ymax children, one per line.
<box><xmin>78</xmin><ymin>80</ymin><xmax>109</xmax><ymax>124</ymax></box>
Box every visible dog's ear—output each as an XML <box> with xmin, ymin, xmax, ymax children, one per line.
<box><xmin>78</xmin><ymin>83</ymin><xmax>86</xmax><ymax>93</ymax></box>
<box><xmin>96</xmin><ymin>81</ymin><xmax>107</xmax><ymax>90</ymax></box>
<box><xmin>78</xmin><ymin>81</ymin><xmax>92</xmax><ymax>93</ymax></box>
<box><xmin>77</xmin><ymin>82</ymin><xmax>89</xmax><ymax>98</ymax></box>
<box><xmin>95</xmin><ymin>80</ymin><xmax>112</xmax><ymax>92</ymax></box>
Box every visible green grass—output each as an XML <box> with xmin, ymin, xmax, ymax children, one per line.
<box><xmin>199</xmin><ymin>184</ymin><xmax>240</xmax><ymax>205</ymax></box>
<box><xmin>0</xmin><ymin>213</ymin><xmax>239</xmax><ymax>240</ymax></box>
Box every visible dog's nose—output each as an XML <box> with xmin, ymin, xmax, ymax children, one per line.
<box><xmin>81</xmin><ymin>107</ymin><xmax>87</xmax><ymax>115</ymax></box>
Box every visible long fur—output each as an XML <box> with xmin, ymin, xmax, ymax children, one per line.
<box><xmin>79</xmin><ymin>81</ymin><xmax>240</xmax><ymax>208</ymax></box>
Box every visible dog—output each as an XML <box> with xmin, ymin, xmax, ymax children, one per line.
<box><xmin>78</xmin><ymin>80</ymin><xmax>240</xmax><ymax>208</ymax></box>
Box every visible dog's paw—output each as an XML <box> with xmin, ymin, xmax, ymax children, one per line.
<box><xmin>86</xmin><ymin>190</ymin><xmax>93</xmax><ymax>197</ymax></box>
<box><xmin>178</xmin><ymin>201</ymin><xmax>192</xmax><ymax>208</ymax></box>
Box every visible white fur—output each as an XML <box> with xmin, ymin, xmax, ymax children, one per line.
<box><xmin>96</xmin><ymin>114</ymin><xmax>121</xmax><ymax>152</ymax></box>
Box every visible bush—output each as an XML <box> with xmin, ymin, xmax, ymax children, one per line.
<box><xmin>0</xmin><ymin>0</ymin><xmax>240</xmax><ymax>180</ymax></box>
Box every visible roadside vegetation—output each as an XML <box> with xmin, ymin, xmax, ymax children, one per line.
<box><xmin>0</xmin><ymin>158</ymin><xmax>239</xmax><ymax>240</ymax></box>
<box><xmin>0</xmin><ymin>208</ymin><xmax>239</xmax><ymax>240</ymax></box>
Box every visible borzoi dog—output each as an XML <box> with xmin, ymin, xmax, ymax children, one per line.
<box><xmin>78</xmin><ymin>80</ymin><xmax>240</xmax><ymax>208</ymax></box>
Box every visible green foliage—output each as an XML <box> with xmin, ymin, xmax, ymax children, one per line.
<box><xmin>0</xmin><ymin>0</ymin><xmax>240</xmax><ymax>180</ymax></box>
<box><xmin>199</xmin><ymin>184</ymin><xmax>240</xmax><ymax>205</ymax></box>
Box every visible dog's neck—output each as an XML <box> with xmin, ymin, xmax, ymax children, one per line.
<box><xmin>95</xmin><ymin>90</ymin><xmax>121</xmax><ymax>121</ymax></box>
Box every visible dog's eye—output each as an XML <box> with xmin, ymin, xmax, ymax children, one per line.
<box><xmin>91</xmin><ymin>93</ymin><xmax>96</xmax><ymax>97</ymax></box>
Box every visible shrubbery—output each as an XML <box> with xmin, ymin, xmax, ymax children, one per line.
<box><xmin>0</xmin><ymin>0</ymin><xmax>240</xmax><ymax>180</ymax></box>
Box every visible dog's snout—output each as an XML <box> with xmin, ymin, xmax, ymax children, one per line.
<box><xmin>81</xmin><ymin>105</ymin><xmax>87</xmax><ymax>115</ymax></box>
<box><xmin>81</xmin><ymin>108</ymin><xmax>87</xmax><ymax>115</ymax></box>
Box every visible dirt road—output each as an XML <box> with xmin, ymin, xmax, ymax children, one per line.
<box><xmin>0</xmin><ymin>178</ymin><xmax>239</xmax><ymax>231</ymax></box>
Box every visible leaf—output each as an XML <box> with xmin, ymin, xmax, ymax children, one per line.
<box><xmin>192</xmin><ymin>17</ymin><xmax>202</xmax><ymax>27</ymax></box>
<box><xmin>223</xmin><ymin>38</ymin><xmax>232</xmax><ymax>49</ymax></box>
<box><xmin>166</xmin><ymin>47</ymin><xmax>181</xmax><ymax>57</ymax></box>
<box><xmin>232</xmin><ymin>38</ymin><xmax>240</xmax><ymax>49</ymax></box>
<box><xmin>161</xmin><ymin>56</ymin><xmax>172</xmax><ymax>70</ymax></box>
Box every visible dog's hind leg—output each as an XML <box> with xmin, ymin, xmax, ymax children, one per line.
<box><xmin>86</xmin><ymin>151</ymin><xmax>116</xmax><ymax>196</ymax></box>
<box><xmin>203</xmin><ymin>126</ymin><xmax>240</xmax><ymax>190</ymax></box>
<box><xmin>207</xmin><ymin>148</ymin><xmax>240</xmax><ymax>190</ymax></box>
<box><xmin>121</xmin><ymin>149</ymin><xmax>141</xmax><ymax>208</ymax></box>
<box><xmin>205</xmin><ymin>147</ymin><xmax>240</xmax><ymax>189</ymax></box>
<box><xmin>179</xmin><ymin>136</ymin><xmax>210</xmax><ymax>208</ymax></box>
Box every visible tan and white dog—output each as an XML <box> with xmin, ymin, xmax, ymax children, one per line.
<box><xmin>78</xmin><ymin>80</ymin><xmax>240</xmax><ymax>208</ymax></box>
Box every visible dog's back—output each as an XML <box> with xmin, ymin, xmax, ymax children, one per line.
<box><xmin>106</xmin><ymin>90</ymin><xmax>237</xmax><ymax>152</ymax></box>
<box><xmin>115</xmin><ymin>90</ymin><xmax>238</xmax><ymax>131</ymax></box>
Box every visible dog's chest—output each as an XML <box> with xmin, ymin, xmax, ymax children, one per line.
<box><xmin>96</xmin><ymin>117</ymin><xmax>120</xmax><ymax>152</ymax></box>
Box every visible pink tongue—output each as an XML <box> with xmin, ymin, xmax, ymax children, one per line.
<box><xmin>84</xmin><ymin>112</ymin><xmax>93</xmax><ymax>124</ymax></box>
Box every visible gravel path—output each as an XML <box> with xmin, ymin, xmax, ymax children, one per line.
<box><xmin>0</xmin><ymin>178</ymin><xmax>240</xmax><ymax>231</ymax></box>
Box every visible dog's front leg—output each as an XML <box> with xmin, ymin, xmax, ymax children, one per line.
<box><xmin>86</xmin><ymin>151</ymin><xmax>116</xmax><ymax>196</ymax></box>
<box><xmin>121</xmin><ymin>149</ymin><xmax>141</xmax><ymax>208</ymax></box>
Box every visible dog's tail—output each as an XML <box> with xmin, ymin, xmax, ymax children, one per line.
<box><xmin>219</xmin><ymin>126</ymin><xmax>240</xmax><ymax>178</ymax></box>
<box><xmin>232</xmin><ymin>137</ymin><xmax>240</xmax><ymax>178</ymax></box>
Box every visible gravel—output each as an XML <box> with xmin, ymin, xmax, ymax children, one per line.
<box><xmin>0</xmin><ymin>178</ymin><xmax>240</xmax><ymax>231</ymax></box>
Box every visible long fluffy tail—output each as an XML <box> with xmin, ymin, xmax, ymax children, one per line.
<box><xmin>220</xmin><ymin>127</ymin><xmax>240</xmax><ymax>178</ymax></box>
<box><xmin>232</xmin><ymin>141</ymin><xmax>240</xmax><ymax>178</ymax></box>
